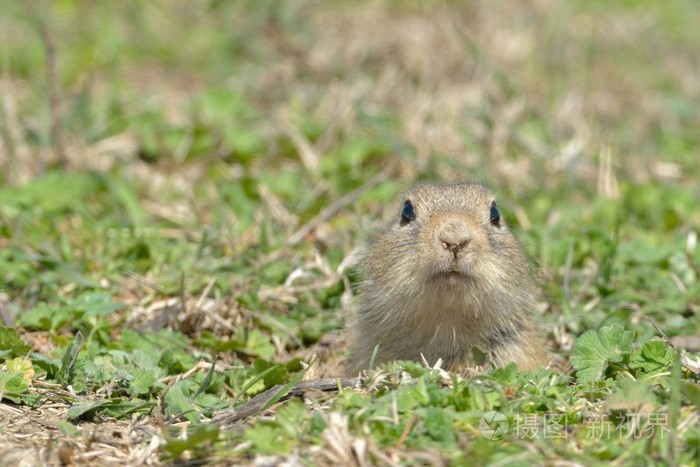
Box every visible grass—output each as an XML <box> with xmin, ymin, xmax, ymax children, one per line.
<box><xmin>0</xmin><ymin>0</ymin><xmax>699</xmax><ymax>465</ymax></box>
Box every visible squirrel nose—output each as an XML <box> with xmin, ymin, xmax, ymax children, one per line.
<box><xmin>441</xmin><ymin>237</ymin><xmax>469</xmax><ymax>254</ymax></box>
<box><xmin>438</xmin><ymin>224</ymin><xmax>471</xmax><ymax>256</ymax></box>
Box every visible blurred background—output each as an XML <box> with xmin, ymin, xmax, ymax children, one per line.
<box><xmin>1</xmin><ymin>2</ymin><xmax>699</xmax><ymax>462</ymax></box>
<box><xmin>1</xmin><ymin>0</ymin><xmax>699</xmax><ymax>360</ymax></box>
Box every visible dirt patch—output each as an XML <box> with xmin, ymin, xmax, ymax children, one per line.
<box><xmin>0</xmin><ymin>401</ymin><xmax>162</xmax><ymax>466</ymax></box>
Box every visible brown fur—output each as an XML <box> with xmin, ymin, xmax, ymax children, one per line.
<box><xmin>345</xmin><ymin>182</ymin><xmax>550</xmax><ymax>374</ymax></box>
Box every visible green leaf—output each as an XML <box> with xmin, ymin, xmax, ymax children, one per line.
<box><xmin>0</xmin><ymin>368</ymin><xmax>31</xmax><ymax>404</ymax></box>
<box><xmin>276</xmin><ymin>400</ymin><xmax>306</xmax><ymax>437</ymax></box>
<box><xmin>570</xmin><ymin>323</ymin><xmax>634</xmax><ymax>384</ymax></box>
<box><xmin>57</xmin><ymin>421</ymin><xmax>83</xmax><ymax>437</ymax></box>
<box><xmin>422</xmin><ymin>407</ymin><xmax>457</xmax><ymax>444</ymax></box>
<box><xmin>67</xmin><ymin>399</ymin><xmax>112</xmax><ymax>420</ymax></box>
<box><xmin>69</xmin><ymin>292</ymin><xmax>125</xmax><ymax>317</ymax></box>
<box><xmin>253</xmin><ymin>359</ymin><xmax>288</xmax><ymax>389</ymax></box>
<box><xmin>260</xmin><ymin>373</ymin><xmax>304</xmax><ymax>413</ymax></box>
<box><xmin>231</xmin><ymin>365</ymin><xmax>283</xmax><ymax>406</ymax></box>
<box><xmin>5</xmin><ymin>357</ymin><xmax>34</xmax><ymax>383</ymax></box>
<box><xmin>120</xmin><ymin>329</ymin><xmax>194</xmax><ymax>373</ymax></box>
<box><xmin>162</xmin><ymin>423</ymin><xmax>220</xmax><ymax>459</ymax></box>
<box><xmin>111</xmin><ymin>176</ymin><xmax>149</xmax><ymax>227</ymax></box>
<box><xmin>244</xmin><ymin>424</ymin><xmax>292</xmax><ymax>455</ymax></box>
<box><xmin>101</xmin><ymin>402</ymin><xmax>155</xmax><ymax>419</ymax></box>
<box><xmin>17</xmin><ymin>303</ymin><xmax>73</xmax><ymax>332</ymax></box>
<box><xmin>0</xmin><ymin>326</ymin><xmax>31</xmax><ymax>360</ymax></box>
<box><xmin>629</xmin><ymin>340</ymin><xmax>674</xmax><ymax>373</ymax></box>
<box><xmin>128</xmin><ymin>368</ymin><xmax>158</xmax><ymax>396</ymax></box>
<box><xmin>0</xmin><ymin>171</ymin><xmax>96</xmax><ymax>214</ymax></box>
<box><xmin>489</xmin><ymin>362</ymin><xmax>519</xmax><ymax>385</ymax></box>
<box><xmin>245</xmin><ymin>330</ymin><xmax>276</xmax><ymax>359</ymax></box>
<box><xmin>29</xmin><ymin>352</ymin><xmax>60</xmax><ymax>378</ymax></box>
<box><xmin>57</xmin><ymin>331</ymin><xmax>85</xmax><ymax>387</ymax></box>
<box><xmin>411</xmin><ymin>374</ymin><xmax>430</xmax><ymax>406</ymax></box>
<box><xmin>192</xmin><ymin>359</ymin><xmax>216</xmax><ymax>400</ymax></box>
<box><xmin>682</xmin><ymin>382</ymin><xmax>700</xmax><ymax>412</ymax></box>
<box><xmin>606</xmin><ymin>377</ymin><xmax>656</xmax><ymax>412</ymax></box>
<box><xmin>165</xmin><ymin>380</ymin><xmax>199</xmax><ymax>424</ymax></box>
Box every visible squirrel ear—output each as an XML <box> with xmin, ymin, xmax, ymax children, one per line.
<box><xmin>489</xmin><ymin>202</ymin><xmax>501</xmax><ymax>227</ymax></box>
<box><xmin>400</xmin><ymin>200</ymin><xmax>415</xmax><ymax>226</ymax></box>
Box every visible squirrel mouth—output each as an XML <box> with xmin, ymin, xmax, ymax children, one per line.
<box><xmin>430</xmin><ymin>270</ymin><xmax>473</xmax><ymax>285</ymax></box>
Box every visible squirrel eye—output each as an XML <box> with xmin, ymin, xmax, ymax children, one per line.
<box><xmin>400</xmin><ymin>200</ymin><xmax>415</xmax><ymax>226</ymax></box>
<box><xmin>489</xmin><ymin>202</ymin><xmax>501</xmax><ymax>227</ymax></box>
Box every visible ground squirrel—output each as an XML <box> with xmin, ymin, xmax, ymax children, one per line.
<box><xmin>345</xmin><ymin>182</ymin><xmax>550</xmax><ymax>374</ymax></box>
